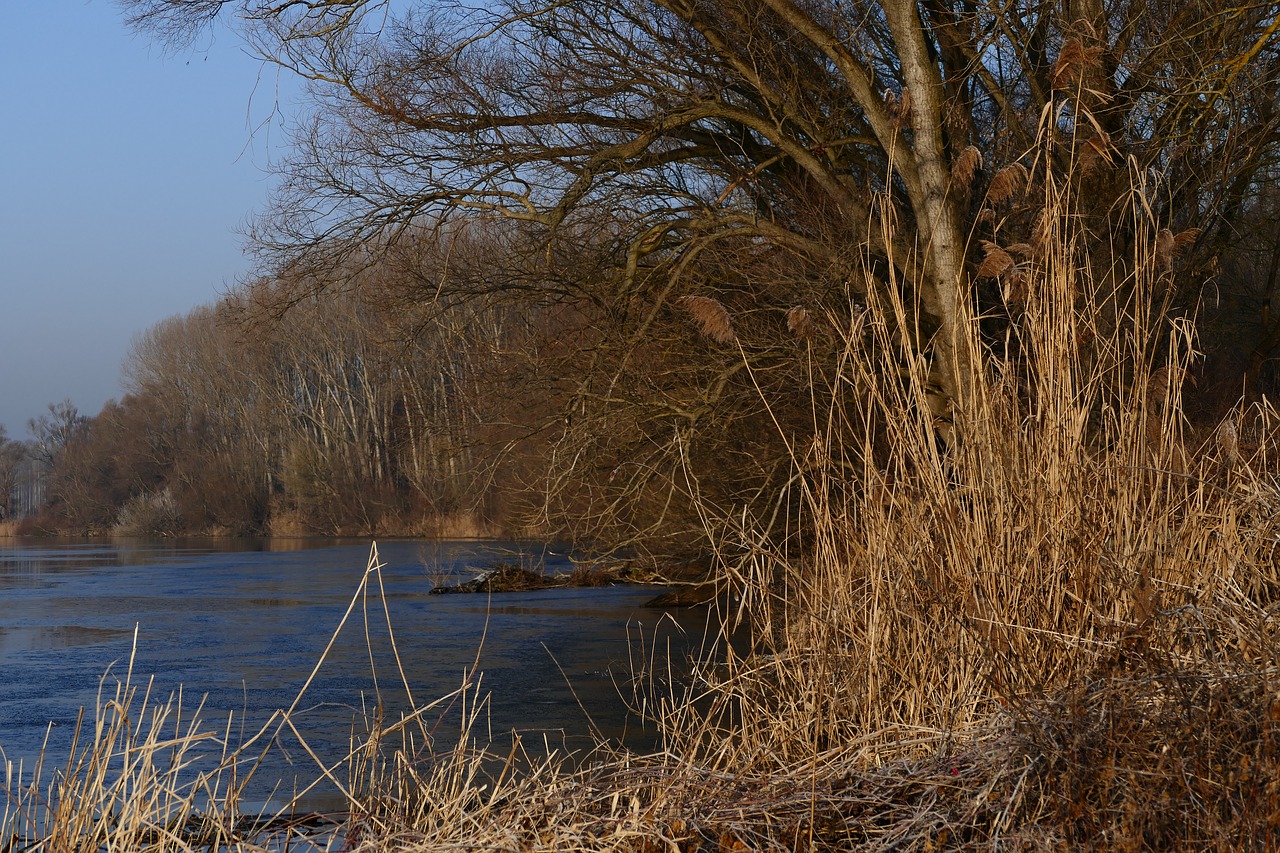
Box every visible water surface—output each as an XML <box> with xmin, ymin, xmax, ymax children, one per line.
<box><xmin>0</xmin><ymin>538</ymin><xmax>703</xmax><ymax>807</ymax></box>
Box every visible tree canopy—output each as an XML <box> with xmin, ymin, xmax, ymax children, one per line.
<box><xmin>109</xmin><ymin>0</ymin><xmax>1280</xmax><ymax>547</ymax></box>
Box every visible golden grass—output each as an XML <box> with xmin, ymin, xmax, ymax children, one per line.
<box><xmin>624</xmin><ymin>145</ymin><xmax>1280</xmax><ymax>845</ymax></box>
<box><xmin>0</xmin><ymin>631</ymin><xmax>275</xmax><ymax>852</ymax></box>
<box><xmin>702</xmin><ymin>229</ymin><xmax>1260</xmax><ymax>755</ymax></box>
<box><xmin>5</xmin><ymin>156</ymin><xmax>1279</xmax><ymax>850</ymax></box>
<box><xmin>5</xmin><ymin>454</ymin><xmax>1278</xmax><ymax>851</ymax></box>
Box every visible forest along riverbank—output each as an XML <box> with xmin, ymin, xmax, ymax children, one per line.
<box><xmin>0</xmin><ymin>538</ymin><xmax>714</xmax><ymax>810</ymax></box>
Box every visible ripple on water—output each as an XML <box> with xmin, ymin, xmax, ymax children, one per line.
<box><xmin>0</xmin><ymin>539</ymin><xmax>704</xmax><ymax>810</ymax></box>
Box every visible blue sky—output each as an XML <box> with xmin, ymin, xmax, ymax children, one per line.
<box><xmin>0</xmin><ymin>2</ymin><xmax>292</xmax><ymax>438</ymax></box>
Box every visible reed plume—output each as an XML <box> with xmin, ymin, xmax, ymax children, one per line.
<box><xmin>786</xmin><ymin>306</ymin><xmax>815</xmax><ymax>340</ymax></box>
<box><xmin>988</xmin><ymin>162</ymin><xmax>1028</xmax><ymax>204</ymax></box>
<box><xmin>951</xmin><ymin>145</ymin><xmax>983</xmax><ymax>190</ymax></box>
<box><xmin>977</xmin><ymin>242</ymin><xmax>1016</xmax><ymax>279</ymax></box>
<box><xmin>885</xmin><ymin>87</ymin><xmax>912</xmax><ymax>128</ymax></box>
<box><xmin>679</xmin><ymin>295</ymin><xmax>737</xmax><ymax>343</ymax></box>
<box><xmin>1051</xmin><ymin>37</ymin><xmax>1103</xmax><ymax>90</ymax></box>
<box><xmin>1155</xmin><ymin>228</ymin><xmax>1177</xmax><ymax>270</ymax></box>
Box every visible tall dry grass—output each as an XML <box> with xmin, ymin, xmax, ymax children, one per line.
<box><xmin>636</xmin><ymin>139</ymin><xmax>1280</xmax><ymax>844</ymax></box>
<box><xmin>6</xmin><ymin>158</ymin><xmax>1280</xmax><ymax>849</ymax></box>
<box><xmin>0</xmin><ymin>630</ymin><xmax>269</xmax><ymax>852</ymax></box>
<box><xmin>301</xmin><ymin>141</ymin><xmax>1280</xmax><ymax>849</ymax></box>
<box><xmin>0</xmin><ymin>549</ymin><xmax>491</xmax><ymax>852</ymax></box>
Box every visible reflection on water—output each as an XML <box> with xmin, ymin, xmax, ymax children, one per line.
<box><xmin>0</xmin><ymin>625</ymin><xmax>134</xmax><ymax>655</ymax></box>
<box><xmin>0</xmin><ymin>538</ymin><xmax>703</xmax><ymax>808</ymax></box>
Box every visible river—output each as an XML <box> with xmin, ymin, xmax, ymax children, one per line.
<box><xmin>0</xmin><ymin>538</ymin><xmax>708</xmax><ymax>811</ymax></box>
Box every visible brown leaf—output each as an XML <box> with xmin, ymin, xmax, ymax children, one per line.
<box><xmin>886</xmin><ymin>87</ymin><xmax>912</xmax><ymax>128</ymax></box>
<box><xmin>1155</xmin><ymin>228</ymin><xmax>1176</xmax><ymax>271</ymax></box>
<box><xmin>1133</xmin><ymin>567</ymin><xmax>1160</xmax><ymax>625</ymax></box>
<box><xmin>1218</xmin><ymin>415</ymin><xmax>1239</xmax><ymax>462</ymax></box>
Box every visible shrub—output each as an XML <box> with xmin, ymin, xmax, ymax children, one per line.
<box><xmin>112</xmin><ymin>487</ymin><xmax>181</xmax><ymax>537</ymax></box>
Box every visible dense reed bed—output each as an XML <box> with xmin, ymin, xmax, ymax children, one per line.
<box><xmin>5</xmin><ymin>161</ymin><xmax>1279</xmax><ymax>850</ymax></box>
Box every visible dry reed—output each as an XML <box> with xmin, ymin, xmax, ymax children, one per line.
<box><xmin>885</xmin><ymin>88</ymin><xmax>912</xmax><ymax>128</ymax></box>
<box><xmin>1051</xmin><ymin>37</ymin><xmax>1104</xmax><ymax>91</ymax></box>
<box><xmin>786</xmin><ymin>306</ymin><xmax>815</xmax><ymax>340</ymax></box>
<box><xmin>634</xmin><ymin>118</ymin><xmax>1280</xmax><ymax>847</ymax></box>
<box><xmin>976</xmin><ymin>242</ymin><xmax>1016</xmax><ymax>279</ymax></box>
<box><xmin>987</xmin><ymin>162</ymin><xmax>1028</xmax><ymax>204</ymax></box>
<box><xmin>5</xmin><ymin>129</ymin><xmax>1279</xmax><ymax>852</ymax></box>
<box><xmin>951</xmin><ymin>146</ymin><xmax>983</xmax><ymax>190</ymax></box>
<box><xmin>678</xmin><ymin>296</ymin><xmax>737</xmax><ymax>344</ymax></box>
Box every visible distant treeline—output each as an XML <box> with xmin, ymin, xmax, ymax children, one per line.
<box><xmin>5</xmin><ymin>207</ymin><xmax>1279</xmax><ymax>546</ymax></box>
<box><xmin>8</xmin><ymin>235</ymin><xmax>521</xmax><ymax>538</ymax></box>
<box><xmin>6</xmin><ymin>222</ymin><xmax>829</xmax><ymax>548</ymax></box>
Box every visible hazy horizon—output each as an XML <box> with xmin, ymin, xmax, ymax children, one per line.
<box><xmin>0</xmin><ymin>2</ymin><xmax>292</xmax><ymax>440</ymax></box>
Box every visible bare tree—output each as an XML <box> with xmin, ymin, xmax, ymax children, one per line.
<box><xmin>121</xmin><ymin>0</ymin><xmax>1280</xmax><ymax>403</ymax></box>
<box><xmin>27</xmin><ymin>400</ymin><xmax>87</xmax><ymax>470</ymax></box>
<box><xmin>0</xmin><ymin>426</ymin><xmax>25</xmax><ymax>520</ymax></box>
<box><xmin>117</xmin><ymin>0</ymin><xmax>1280</xmax><ymax>549</ymax></box>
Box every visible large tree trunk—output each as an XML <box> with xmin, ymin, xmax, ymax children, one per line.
<box><xmin>885</xmin><ymin>0</ymin><xmax>974</xmax><ymax>436</ymax></box>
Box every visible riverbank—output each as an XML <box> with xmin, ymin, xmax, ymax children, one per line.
<box><xmin>3</xmin><ymin>588</ymin><xmax>1273</xmax><ymax>852</ymax></box>
<box><xmin>9</xmin><ymin>363</ymin><xmax>1280</xmax><ymax>851</ymax></box>
<box><xmin>0</xmin><ymin>505</ymin><xmax>507</xmax><ymax>540</ymax></box>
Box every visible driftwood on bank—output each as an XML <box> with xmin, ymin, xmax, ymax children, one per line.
<box><xmin>428</xmin><ymin>558</ymin><xmax>720</xmax><ymax>607</ymax></box>
<box><xmin>428</xmin><ymin>563</ymin><xmax>570</xmax><ymax>594</ymax></box>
